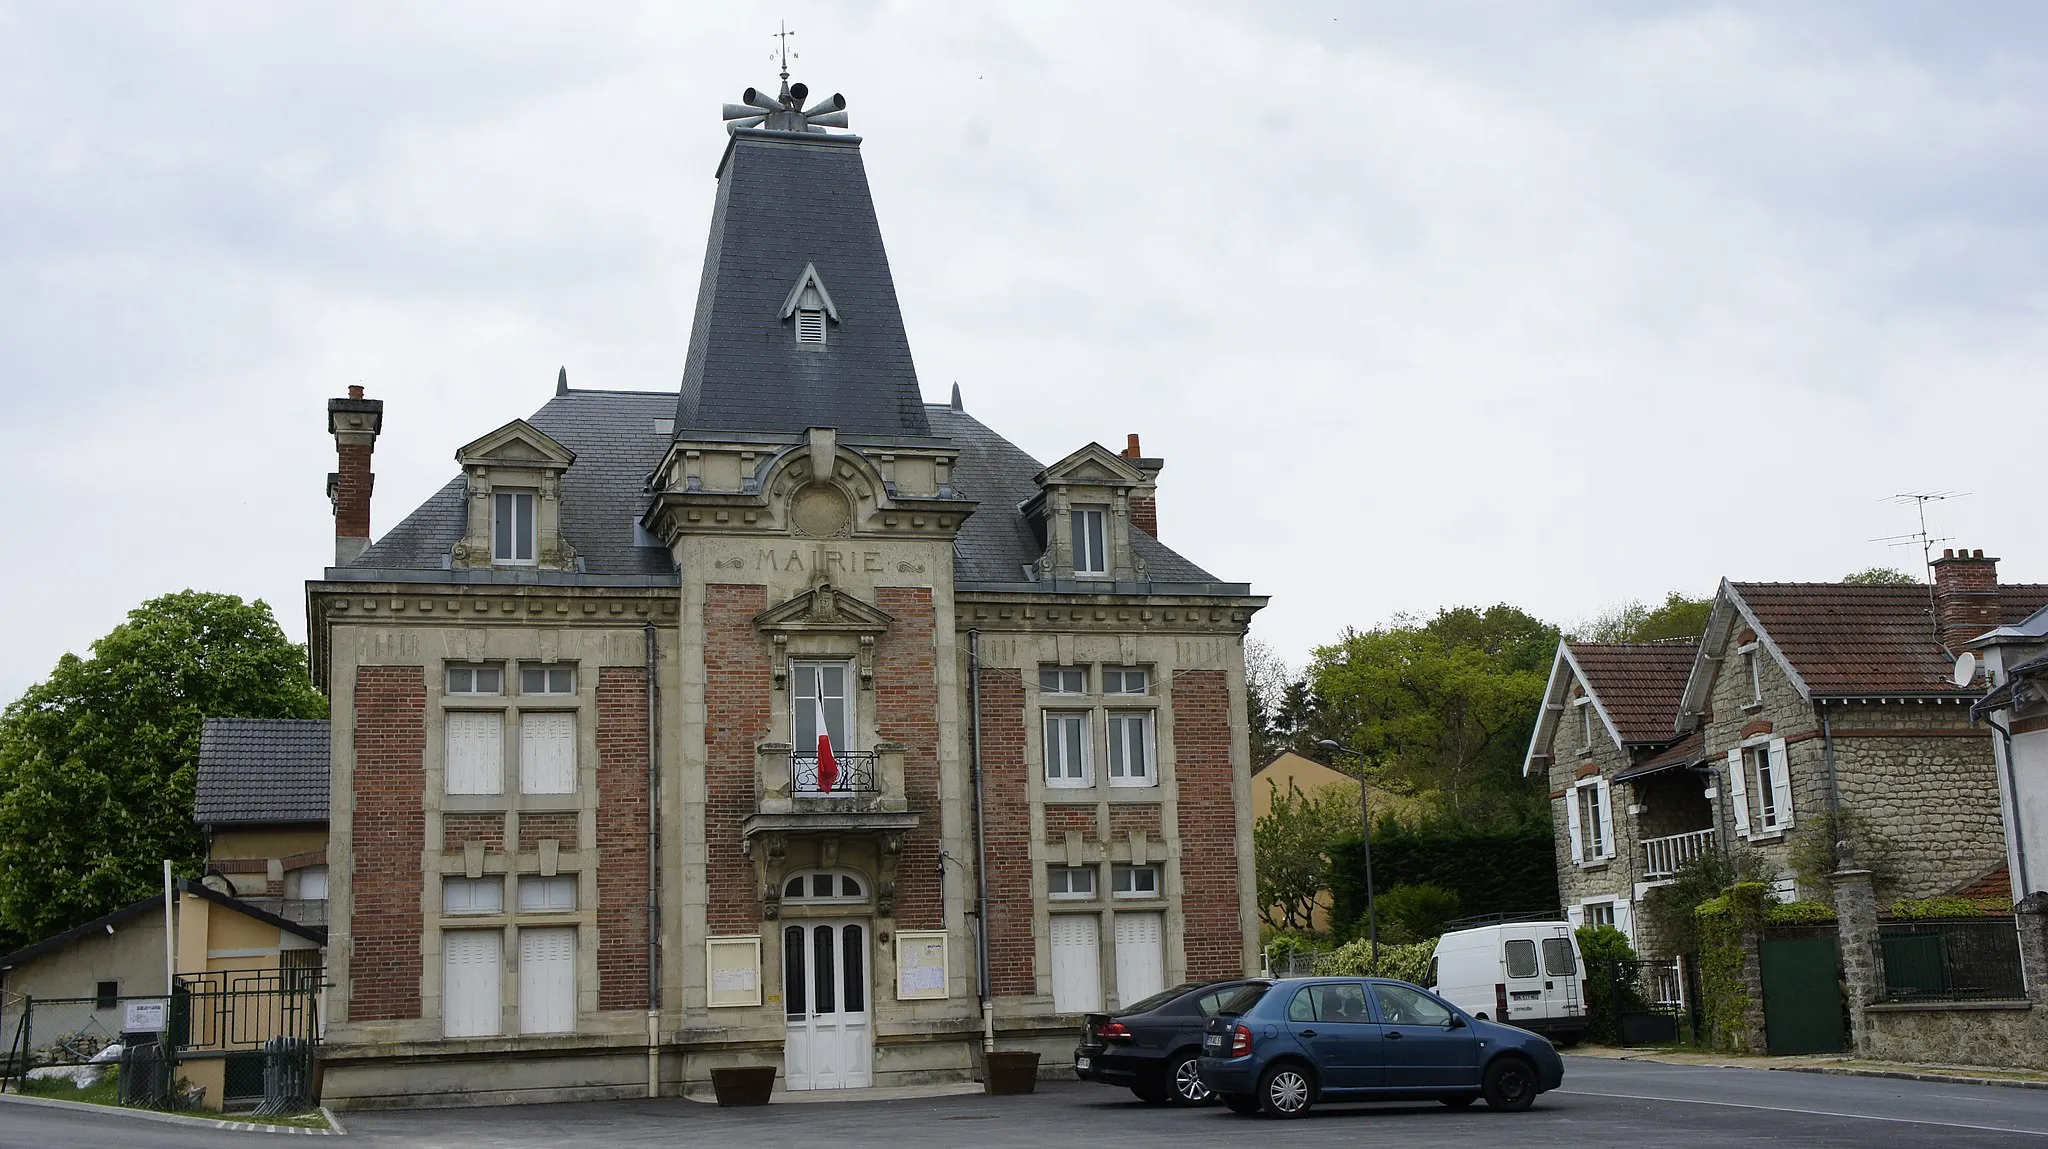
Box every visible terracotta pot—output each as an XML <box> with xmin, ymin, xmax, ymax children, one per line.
<box><xmin>983</xmin><ymin>1050</ymin><xmax>1040</xmax><ymax>1095</ymax></box>
<box><xmin>710</xmin><ymin>1065</ymin><xmax>778</xmax><ymax>1107</ymax></box>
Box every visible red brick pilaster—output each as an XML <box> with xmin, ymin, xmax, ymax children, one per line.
<box><xmin>876</xmin><ymin>588</ymin><xmax>941</xmax><ymax>928</ymax></box>
<box><xmin>1128</xmin><ymin>495</ymin><xmax>1158</xmax><ymax>539</ymax></box>
<box><xmin>350</xmin><ymin>665</ymin><xmax>424</xmax><ymax>1022</ymax></box>
<box><xmin>596</xmin><ymin>666</ymin><xmax>650</xmax><ymax>1010</ymax></box>
<box><xmin>1174</xmin><ymin>671</ymin><xmax>1242</xmax><ymax>981</ymax></box>
<box><xmin>706</xmin><ymin>585</ymin><xmax>770</xmax><ymax>932</ymax></box>
<box><xmin>978</xmin><ymin>669</ymin><xmax>1034</xmax><ymax>996</ymax></box>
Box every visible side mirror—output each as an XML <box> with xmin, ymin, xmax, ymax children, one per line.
<box><xmin>1447</xmin><ymin>1015</ymin><xmax>1467</xmax><ymax>1029</ymax></box>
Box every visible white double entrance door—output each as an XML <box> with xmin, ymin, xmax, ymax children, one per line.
<box><xmin>783</xmin><ymin>920</ymin><xmax>872</xmax><ymax>1090</ymax></box>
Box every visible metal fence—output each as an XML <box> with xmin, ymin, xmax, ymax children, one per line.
<box><xmin>175</xmin><ymin>968</ymin><xmax>321</xmax><ymax>1052</ymax></box>
<box><xmin>1879</xmin><ymin>918</ymin><xmax>2026</xmax><ymax>1003</ymax></box>
<box><xmin>1603</xmin><ymin>957</ymin><xmax>1697</xmax><ymax>1044</ymax></box>
<box><xmin>1266</xmin><ymin>949</ymin><xmax>1321</xmax><ymax>977</ymax></box>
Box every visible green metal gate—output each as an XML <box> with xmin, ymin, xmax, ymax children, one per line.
<box><xmin>1759</xmin><ymin>935</ymin><xmax>1845</xmax><ymax>1055</ymax></box>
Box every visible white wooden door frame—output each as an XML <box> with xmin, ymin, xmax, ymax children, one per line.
<box><xmin>782</xmin><ymin>919</ymin><xmax>873</xmax><ymax>1090</ymax></box>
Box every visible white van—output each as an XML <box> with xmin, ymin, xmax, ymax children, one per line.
<box><xmin>1426</xmin><ymin>920</ymin><xmax>1588</xmax><ymax>1043</ymax></box>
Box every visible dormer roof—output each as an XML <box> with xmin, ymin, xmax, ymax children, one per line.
<box><xmin>1032</xmin><ymin>442</ymin><xmax>1148</xmax><ymax>490</ymax></box>
<box><xmin>456</xmin><ymin>419</ymin><xmax>576</xmax><ymax>469</ymax></box>
<box><xmin>779</xmin><ymin>262</ymin><xmax>841</xmax><ymax>322</ymax></box>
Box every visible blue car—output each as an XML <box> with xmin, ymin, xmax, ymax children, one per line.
<box><xmin>1197</xmin><ymin>977</ymin><xmax>1565</xmax><ymax>1118</ymax></box>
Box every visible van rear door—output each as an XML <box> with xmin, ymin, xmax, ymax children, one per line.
<box><xmin>1539</xmin><ymin>925</ymin><xmax>1582</xmax><ymax>1026</ymax></box>
<box><xmin>1501</xmin><ymin>933</ymin><xmax>1545</xmax><ymax>1026</ymax></box>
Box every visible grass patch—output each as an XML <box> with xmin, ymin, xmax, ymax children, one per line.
<box><xmin>15</xmin><ymin>1070</ymin><xmax>327</xmax><ymax>1130</ymax></box>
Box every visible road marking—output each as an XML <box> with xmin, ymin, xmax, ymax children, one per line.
<box><xmin>1559</xmin><ymin>1088</ymin><xmax>2048</xmax><ymax>1137</ymax></box>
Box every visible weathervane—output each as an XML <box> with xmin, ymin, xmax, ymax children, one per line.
<box><xmin>723</xmin><ymin>25</ymin><xmax>849</xmax><ymax>135</ymax></box>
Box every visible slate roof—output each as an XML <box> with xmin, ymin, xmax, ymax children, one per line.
<box><xmin>347</xmin><ymin>388</ymin><xmax>678</xmax><ymax>578</ymax></box>
<box><xmin>928</xmin><ymin>404</ymin><xmax>1219</xmax><ymax>586</ymax></box>
<box><xmin>196</xmin><ymin>718</ymin><xmax>332</xmax><ymax>826</ymax></box>
<box><xmin>1567</xmin><ymin>642</ymin><xmax>1699</xmax><ymax>744</ymax></box>
<box><xmin>676</xmin><ymin>131</ymin><xmax>930</xmax><ymax>439</ymax></box>
<box><xmin>1734</xmin><ymin>582</ymin><xmax>2048</xmax><ymax>696</ymax></box>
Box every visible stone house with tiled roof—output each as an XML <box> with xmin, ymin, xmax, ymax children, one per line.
<box><xmin>303</xmin><ymin>77</ymin><xmax>1264</xmax><ymax>1108</ymax></box>
<box><xmin>1528</xmin><ymin>550</ymin><xmax>2048</xmax><ymax>958</ymax></box>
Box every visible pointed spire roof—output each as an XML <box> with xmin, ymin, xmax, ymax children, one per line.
<box><xmin>676</xmin><ymin>89</ymin><xmax>930</xmax><ymax>440</ymax></box>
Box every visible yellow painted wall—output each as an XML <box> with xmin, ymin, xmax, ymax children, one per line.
<box><xmin>207</xmin><ymin>828</ymin><xmax>328</xmax><ymax>862</ymax></box>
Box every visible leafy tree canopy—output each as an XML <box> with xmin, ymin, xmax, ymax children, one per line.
<box><xmin>1306</xmin><ymin>606</ymin><xmax>1558</xmax><ymax>825</ymax></box>
<box><xmin>1575</xmin><ymin>591</ymin><xmax>1713</xmax><ymax>644</ymax></box>
<box><xmin>1255</xmin><ymin>776</ymin><xmax>1359</xmax><ymax>932</ymax></box>
<box><xmin>0</xmin><ymin>591</ymin><xmax>326</xmax><ymax>952</ymax></box>
<box><xmin>1842</xmin><ymin>567</ymin><xmax>1919</xmax><ymax>585</ymax></box>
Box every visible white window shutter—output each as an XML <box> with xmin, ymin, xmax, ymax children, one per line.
<box><xmin>520</xmin><ymin>713</ymin><xmax>576</xmax><ymax>794</ymax></box>
<box><xmin>1614</xmin><ymin>900</ymin><xmax>1635</xmax><ymax>943</ymax></box>
<box><xmin>518</xmin><ymin>926</ymin><xmax>577</xmax><ymax>1035</ymax></box>
<box><xmin>1596</xmin><ymin>778</ymin><xmax>1616</xmax><ymax>860</ymax></box>
<box><xmin>1564</xmin><ymin>790</ymin><xmax>1584</xmax><ymax>865</ymax></box>
<box><xmin>1566</xmin><ymin>903</ymin><xmax>1584</xmax><ymax>929</ymax></box>
<box><xmin>1725</xmin><ymin>747</ymin><xmax>1750</xmax><ymax>837</ymax></box>
<box><xmin>1049</xmin><ymin>915</ymin><xmax>1102</xmax><ymax>1013</ymax></box>
<box><xmin>446</xmin><ymin>712</ymin><xmax>503</xmax><ymax>795</ymax></box>
<box><xmin>443</xmin><ymin>930</ymin><xmax>503</xmax><ymax>1037</ymax></box>
<box><xmin>1113</xmin><ymin>913</ymin><xmax>1165</xmax><ymax>1007</ymax></box>
<box><xmin>1767</xmin><ymin>738</ymin><xmax>1794</xmax><ymax>831</ymax></box>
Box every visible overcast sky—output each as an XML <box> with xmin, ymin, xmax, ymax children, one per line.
<box><xmin>6</xmin><ymin>1</ymin><xmax>2047</xmax><ymax>702</ymax></box>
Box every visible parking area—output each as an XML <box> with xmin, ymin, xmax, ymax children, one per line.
<box><xmin>6</xmin><ymin>1057</ymin><xmax>2048</xmax><ymax>1148</ymax></box>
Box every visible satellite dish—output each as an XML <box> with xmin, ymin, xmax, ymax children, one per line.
<box><xmin>1952</xmin><ymin>651</ymin><xmax>1977</xmax><ymax>689</ymax></box>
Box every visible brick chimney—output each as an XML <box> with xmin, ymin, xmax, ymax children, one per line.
<box><xmin>1120</xmin><ymin>432</ymin><xmax>1164</xmax><ymax>539</ymax></box>
<box><xmin>327</xmin><ymin>385</ymin><xmax>384</xmax><ymax>567</ymax></box>
<box><xmin>1931</xmin><ymin>547</ymin><xmax>2001</xmax><ymax>651</ymax></box>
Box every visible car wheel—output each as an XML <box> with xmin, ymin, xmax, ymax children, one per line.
<box><xmin>1167</xmin><ymin>1052</ymin><xmax>1212</xmax><ymax>1106</ymax></box>
<box><xmin>1440</xmin><ymin>1094</ymin><xmax>1477</xmax><ymax>1109</ymax></box>
<box><xmin>1221</xmin><ymin>1093</ymin><xmax>1262</xmax><ymax>1116</ymax></box>
<box><xmin>1131</xmin><ymin>1084</ymin><xmax>1169</xmax><ymax>1105</ymax></box>
<box><xmin>1259</xmin><ymin>1063</ymin><xmax>1315</xmax><ymax>1119</ymax></box>
<box><xmin>1482</xmin><ymin>1056</ymin><xmax>1538</xmax><ymax>1112</ymax></box>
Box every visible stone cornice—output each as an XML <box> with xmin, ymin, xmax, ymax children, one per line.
<box><xmin>954</xmin><ymin>591</ymin><xmax>1266</xmax><ymax>635</ymax></box>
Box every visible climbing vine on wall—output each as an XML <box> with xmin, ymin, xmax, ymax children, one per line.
<box><xmin>1695</xmin><ymin>882</ymin><xmax>1772</xmax><ymax>1053</ymax></box>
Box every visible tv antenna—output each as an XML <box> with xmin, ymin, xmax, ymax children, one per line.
<box><xmin>1871</xmin><ymin>491</ymin><xmax>1970</xmax><ymax>652</ymax></box>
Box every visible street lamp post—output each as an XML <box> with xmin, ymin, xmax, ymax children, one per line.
<box><xmin>1316</xmin><ymin>739</ymin><xmax>1378</xmax><ymax>969</ymax></box>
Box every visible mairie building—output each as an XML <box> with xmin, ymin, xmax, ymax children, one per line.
<box><xmin>307</xmin><ymin>76</ymin><xmax>1264</xmax><ymax>1108</ymax></box>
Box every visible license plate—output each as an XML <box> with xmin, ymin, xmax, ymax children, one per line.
<box><xmin>1076</xmin><ymin>1056</ymin><xmax>1091</xmax><ymax>1070</ymax></box>
<box><xmin>1204</xmin><ymin>1035</ymin><xmax>1221</xmax><ymax>1048</ymax></box>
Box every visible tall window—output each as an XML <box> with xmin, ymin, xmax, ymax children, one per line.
<box><xmin>1106</xmin><ymin>712</ymin><xmax>1153</xmax><ymax>786</ymax></box>
<box><xmin>519</xmin><ymin>712</ymin><xmax>576</xmax><ymax>794</ymax></box>
<box><xmin>1576</xmin><ymin>699</ymin><xmax>1594</xmax><ymax>749</ymax></box>
<box><xmin>1744</xmin><ymin>647</ymin><xmax>1764</xmax><ymax>703</ymax></box>
<box><xmin>446</xmin><ymin>712</ymin><xmax>504</xmax><ymax>795</ymax></box>
<box><xmin>792</xmin><ymin>661</ymin><xmax>853</xmax><ymax>753</ymax></box>
<box><xmin>493</xmin><ymin>490</ymin><xmax>536</xmax><ymax>564</ymax></box>
<box><xmin>1577</xmin><ymin>783</ymin><xmax>1607</xmax><ymax>858</ymax></box>
<box><xmin>1746</xmin><ymin>743</ymin><xmax>1780</xmax><ymax>830</ymax></box>
<box><xmin>1044</xmin><ymin>711</ymin><xmax>1090</xmax><ymax>787</ymax></box>
<box><xmin>1071</xmin><ymin>507</ymin><xmax>1107</xmax><ymax>576</ymax></box>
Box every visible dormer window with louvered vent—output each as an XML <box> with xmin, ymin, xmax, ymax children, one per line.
<box><xmin>780</xmin><ymin>262</ymin><xmax>840</xmax><ymax>348</ymax></box>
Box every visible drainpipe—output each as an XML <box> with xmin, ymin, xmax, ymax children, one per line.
<box><xmin>968</xmin><ymin>630</ymin><xmax>994</xmax><ymax>1054</ymax></box>
<box><xmin>645</xmin><ymin>623</ymin><xmax>663</xmax><ymax>1097</ymax></box>
<box><xmin>1985</xmin><ymin>712</ymin><xmax>2032</xmax><ymax>900</ymax></box>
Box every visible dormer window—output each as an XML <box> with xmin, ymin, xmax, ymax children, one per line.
<box><xmin>796</xmin><ymin>308</ymin><xmax>827</xmax><ymax>345</ymax></box>
<box><xmin>1072</xmin><ymin>506</ymin><xmax>1107</xmax><ymax>576</ymax></box>
<box><xmin>780</xmin><ymin>263</ymin><xmax>840</xmax><ymax>348</ymax></box>
<box><xmin>493</xmin><ymin>490</ymin><xmax>537</xmax><ymax>564</ymax></box>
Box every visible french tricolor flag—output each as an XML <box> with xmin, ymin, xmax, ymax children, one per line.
<box><xmin>813</xmin><ymin>668</ymin><xmax>839</xmax><ymax>793</ymax></box>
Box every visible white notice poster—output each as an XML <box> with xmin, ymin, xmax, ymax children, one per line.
<box><xmin>123</xmin><ymin>999</ymin><xmax>167</xmax><ymax>1031</ymax></box>
<box><xmin>895</xmin><ymin>931</ymin><xmax>949</xmax><ymax>1001</ymax></box>
<box><xmin>706</xmin><ymin>936</ymin><xmax>763</xmax><ymax>1008</ymax></box>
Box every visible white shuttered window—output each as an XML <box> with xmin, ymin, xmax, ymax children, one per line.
<box><xmin>443</xmin><ymin>930</ymin><xmax>502</xmax><ymax>1037</ymax></box>
<box><xmin>520</xmin><ymin>712</ymin><xmax>577</xmax><ymax>794</ymax></box>
<box><xmin>1049</xmin><ymin>915</ymin><xmax>1101</xmax><ymax>1014</ymax></box>
<box><xmin>446</xmin><ymin>712</ymin><xmax>503</xmax><ymax>795</ymax></box>
<box><xmin>1113</xmin><ymin>912</ymin><xmax>1165</xmax><ymax>1005</ymax></box>
<box><xmin>519</xmin><ymin>926</ymin><xmax>577</xmax><ymax>1034</ymax></box>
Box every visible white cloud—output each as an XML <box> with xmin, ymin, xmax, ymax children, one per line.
<box><xmin>3</xmin><ymin>1</ymin><xmax>2046</xmax><ymax>700</ymax></box>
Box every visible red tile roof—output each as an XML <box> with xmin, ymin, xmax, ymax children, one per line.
<box><xmin>1952</xmin><ymin>864</ymin><xmax>2013</xmax><ymax>901</ymax></box>
<box><xmin>1568</xmin><ymin>642</ymin><xmax>1699</xmax><ymax>744</ymax></box>
<box><xmin>1732</xmin><ymin>583</ymin><xmax>2048</xmax><ymax>697</ymax></box>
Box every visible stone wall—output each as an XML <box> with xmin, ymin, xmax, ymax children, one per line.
<box><xmin>1542</xmin><ymin>668</ymin><xmax>1642</xmax><ymax>933</ymax></box>
<box><xmin>1826</xmin><ymin>702</ymin><xmax>2005</xmax><ymax>901</ymax></box>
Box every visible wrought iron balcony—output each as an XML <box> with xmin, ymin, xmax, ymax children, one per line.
<box><xmin>1641</xmin><ymin>827</ymin><xmax>1716</xmax><ymax>880</ymax></box>
<box><xmin>792</xmin><ymin>750</ymin><xmax>878</xmax><ymax>796</ymax></box>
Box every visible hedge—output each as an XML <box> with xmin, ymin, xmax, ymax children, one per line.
<box><xmin>1328</xmin><ymin>819</ymin><xmax>1557</xmax><ymax>938</ymax></box>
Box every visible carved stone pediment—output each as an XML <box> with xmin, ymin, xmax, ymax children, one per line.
<box><xmin>455</xmin><ymin>419</ymin><xmax>576</xmax><ymax>470</ymax></box>
<box><xmin>1032</xmin><ymin>442</ymin><xmax>1145</xmax><ymax>490</ymax></box>
<box><xmin>753</xmin><ymin>582</ymin><xmax>894</xmax><ymax>635</ymax></box>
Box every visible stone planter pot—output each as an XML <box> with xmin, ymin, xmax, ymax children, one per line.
<box><xmin>710</xmin><ymin>1065</ymin><xmax>778</xmax><ymax>1107</ymax></box>
<box><xmin>983</xmin><ymin>1050</ymin><xmax>1040</xmax><ymax>1095</ymax></box>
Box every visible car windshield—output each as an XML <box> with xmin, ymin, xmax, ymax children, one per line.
<box><xmin>1121</xmin><ymin>982</ymin><xmax>1204</xmax><ymax>1015</ymax></box>
<box><xmin>1214</xmin><ymin>984</ymin><xmax>1269</xmax><ymax>1017</ymax></box>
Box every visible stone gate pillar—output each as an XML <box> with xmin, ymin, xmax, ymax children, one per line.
<box><xmin>1829</xmin><ymin>868</ymin><xmax>1880</xmax><ymax>1056</ymax></box>
<box><xmin>2019</xmin><ymin>893</ymin><xmax>2048</xmax><ymax>1007</ymax></box>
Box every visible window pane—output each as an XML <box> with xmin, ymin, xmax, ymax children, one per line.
<box><xmin>785</xmin><ymin>876</ymin><xmax>804</xmax><ymax>897</ymax></box>
<box><xmin>1504</xmin><ymin>939</ymin><xmax>1539</xmax><ymax>979</ymax></box>
<box><xmin>813</xmin><ymin>874</ymin><xmax>834</xmax><ymax>898</ymax></box>
<box><xmin>494</xmin><ymin>493</ymin><xmax>513</xmax><ymax>560</ymax></box>
<box><xmin>843</xmin><ymin>925</ymin><xmax>865</xmax><ymax>1013</ymax></box>
<box><xmin>448</xmin><ymin>667</ymin><xmax>472</xmax><ymax>693</ymax></box>
<box><xmin>1288</xmin><ymin>988</ymin><xmax>1316</xmax><ymax>1022</ymax></box>
<box><xmin>549</xmin><ymin>667</ymin><xmax>574</xmax><ymax>693</ymax></box>
<box><xmin>784</xmin><ymin>927</ymin><xmax>806</xmax><ymax>1017</ymax></box>
<box><xmin>515</xmin><ymin>493</ymin><xmax>535</xmax><ymax>560</ymax></box>
<box><xmin>1373</xmin><ymin>984</ymin><xmax>1452</xmax><ymax>1027</ymax></box>
<box><xmin>841</xmin><ymin>875</ymin><xmax>862</xmax><ymax>897</ymax></box>
<box><xmin>521</xmin><ymin>665</ymin><xmax>544</xmax><ymax>694</ymax></box>
<box><xmin>477</xmin><ymin>666</ymin><xmax>502</xmax><ymax>694</ymax></box>
<box><xmin>1310</xmin><ymin>983</ymin><xmax>1370</xmax><ymax>1022</ymax></box>
<box><xmin>1541</xmin><ymin>937</ymin><xmax>1578</xmax><ymax>977</ymax></box>
<box><xmin>813</xmin><ymin>925</ymin><xmax>835</xmax><ymax>1014</ymax></box>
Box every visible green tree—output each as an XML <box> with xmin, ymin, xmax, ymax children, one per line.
<box><xmin>0</xmin><ymin>592</ymin><xmax>327</xmax><ymax>952</ymax></box>
<box><xmin>1308</xmin><ymin>606</ymin><xmax>1558</xmax><ymax>824</ymax></box>
<box><xmin>1842</xmin><ymin>567</ymin><xmax>1918</xmax><ymax>585</ymax></box>
<box><xmin>1577</xmin><ymin>591</ymin><xmax>1713</xmax><ymax>644</ymax></box>
<box><xmin>1374</xmin><ymin>882</ymin><xmax>1462</xmax><ymax>943</ymax></box>
<box><xmin>1244</xmin><ymin>638</ymin><xmax>1290</xmax><ymax>767</ymax></box>
<box><xmin>1255</xmin><ymin>777</ymin><xmax>1360</xmax><ymax>931</ymax></box>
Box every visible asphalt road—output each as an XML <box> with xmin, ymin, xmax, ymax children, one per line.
<box><xmin>4</xmin><ymin>1057</ymin><xmax>2047</xmax><ymax>1148</ymax></box>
